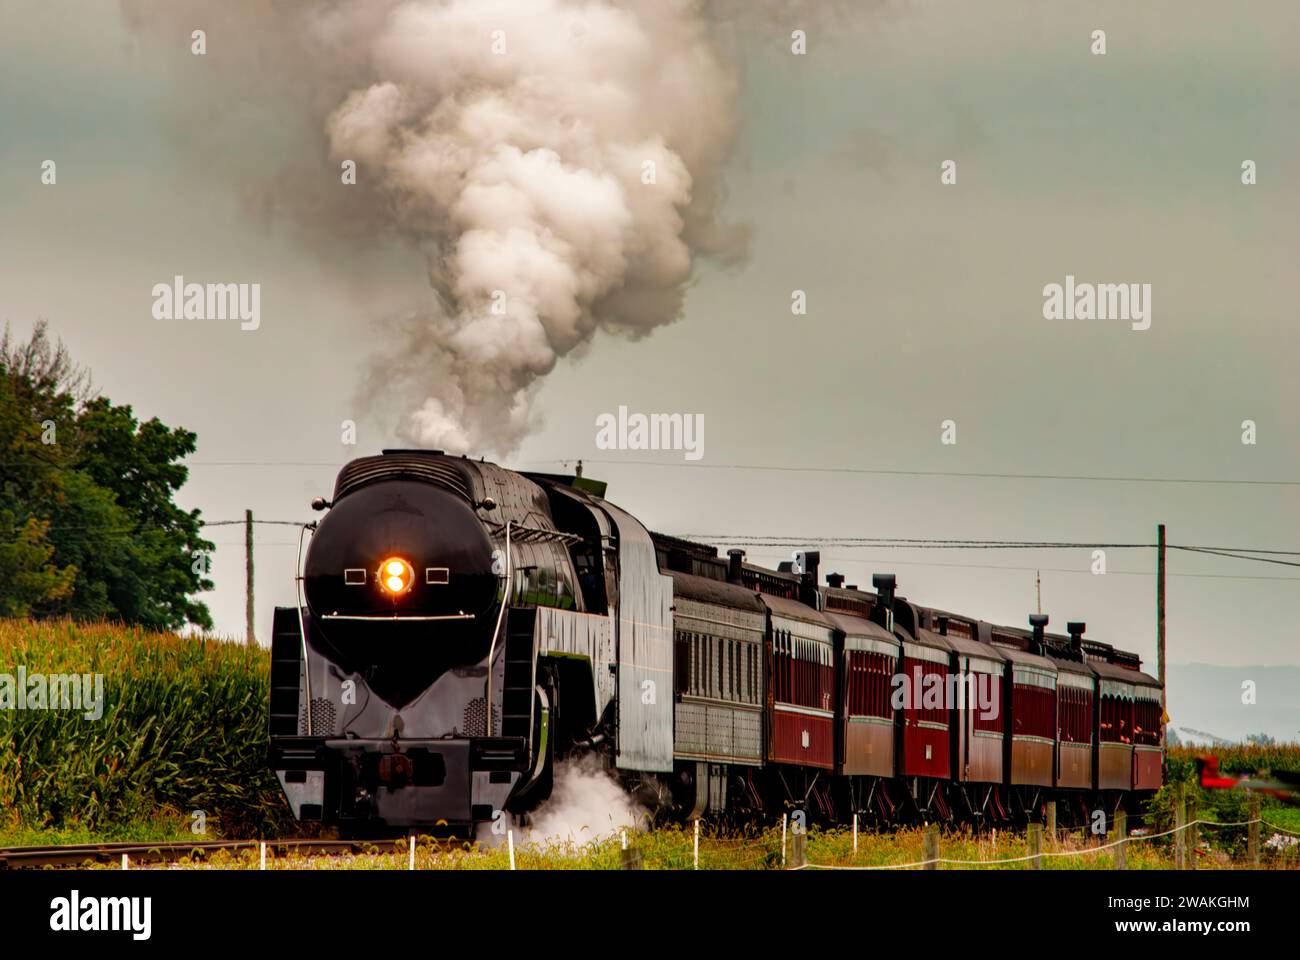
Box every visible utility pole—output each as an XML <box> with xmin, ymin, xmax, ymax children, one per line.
<box><xmin>245</xmin><ymin>504</ymin><xmax>256</xmax><ymax>647</ymax></box>
<box><xmin>1157</xmin><ymin>523</ymin><xmax>1166</xmax><ymax>744</ymax></box>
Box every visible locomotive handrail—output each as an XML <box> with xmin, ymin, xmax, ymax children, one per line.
<box><xmin>295</xmin><ymin>522</ymin><xmax>315</xmax><ymax>737</ymax></box>
<box><xmin>484</xmin><ymin>520</ymin><xmax>583</xmax><ymax>545</ymax></box>
<box><xmin>484</xmin><ymin>520</ymin><xmax>512</xmax><ymax>730</ymax></box>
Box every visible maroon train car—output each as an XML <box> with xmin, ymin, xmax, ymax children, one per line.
<box><xmin>1092</xmin><ymin>659</ymin><xmax>1137</xmax><ymax>790</ymax></box>
<box><xmin>1054</xmin><ymin>659</ymin><xmax>1096</xmax><ymax>790</ymax></box>
<box><xmin>763</xmin><ymin>594</ymin><xmax>836</xmax><ymax>770</ymax></box>
<box><xmin>1131</xmin><ymin>673</ymin><xmax>1163</xmax><ymax>790</ymax></box>
<box><xmin>990</xmin><ymin>623</ymin><xmax>1059</xmax><ymax>788</ymax></box>
<box><xmin>826</xmin><ymin>607</ymin><xmax>898</xmax><ymax>778</ymax></box>
<box><xmin>894</xmin><ymin>621</ymin><xmax>953</xmax><ymax>780</ymax></box>
<box><xmin>939</xmin><ymin>622</ymin><xmax>1007</xmax><ymax>785</ymax></box>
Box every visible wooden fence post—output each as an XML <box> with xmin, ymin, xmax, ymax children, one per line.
<box><xmin>1248</xmin><ymin>795</ymin><xmax>1260</xmax><ymax>868</ymax></box>
<box><xmin>1045</xmin><ymin>801</ymin><xmax>1057</xmax><ymax>848</ymax></box>
<box><xmin>791</xmin><ymin>831</ymin><xmax>807</xmax><ymax>869</ymax></box>
<box><xmin>621</xmin><ymin>847</ymin><xmax>644</xmax><ymax>870</ymax></box>
<box><xmin>924</xmin><ymin>825</ymin><xmax>939</xmax><ymax>870</ymax></box>
<box><xmin>1174</xmin><ymin>784</ymin><xmax>1186</xmax><ymax>870</ymax></box>
<box><xmin>1187</xmin><ymin>793</ymin><xmax>1197</xmax><ymax>871</ymax></box>
<box><xmin>1114</xmin><ymin>810</ymin><xmax>1127</xmax><ymax>870</ymax></box>
<box><xmin>1028</xmin><ymin>823</ymin><xmax>1043</xmax><ymax>870</ymax></box>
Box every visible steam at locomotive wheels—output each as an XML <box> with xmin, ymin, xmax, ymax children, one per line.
<box><xmin>268</xmin><ymin>450</ymin><xmax>1163</xmax><ymax>835</ymax></box>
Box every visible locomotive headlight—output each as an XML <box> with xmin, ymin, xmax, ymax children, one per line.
<box><xmin>379</xmin><ymin>557</ymin><xmax>412</xmax><ymax>594</ymax></box>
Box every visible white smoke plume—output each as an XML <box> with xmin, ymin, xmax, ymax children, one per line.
<box><xmin>471</xmin><ymin>755</ymin><xmax>647</xmax><ymax>852</ymax></box>
<box><xmin>123</xmin><ymin>0</ymin><xmax>747</xmax><ymax>455</ymax></box>
<box><xmin>517</xmin><ymin>756</ymin><xmax>649</xmax><ymax>847</ymax></box>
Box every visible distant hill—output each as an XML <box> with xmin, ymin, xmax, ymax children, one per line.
<box><xmin>1166</xmin><ymin>663</ymin><xmax>1300</xmax><ymax>744</ymax></box>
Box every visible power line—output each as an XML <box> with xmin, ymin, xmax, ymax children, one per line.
<box><xmin>202</xmin><ymin>519</ymin><xmax>309</xmax><ymax>527</ymax></box>
<box><xmin>1172</xmin><ymin>545</ymin><xmax>1300</xmax><ymax>570</ymax></box>
<box><xmin>11</xmin><ymin>453</ymin><xmax>1300</xmax><ymax>487</ymax></box>
<box><xmin>526</xmin><ymin>457</ymin><xmax>1300</xmax><ymax>488</ymax></box>
<box><xmin>735</xmin><ymin>553</ymin><xmax>1300</xmax><ymax>582</ymax></box>
<box><xmin>675</xmin><ymin>537</ymin><xmax>1156</xmax><ymax>549</ymax></box>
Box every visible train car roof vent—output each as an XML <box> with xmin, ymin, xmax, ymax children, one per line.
<box><xmin>871</xmin><ymin>574</ymin><xmax>896</xmax><ymax>632</ymax></box>
<box><xmin>1028</xmin><ymin>614</ymin><xmax>1048</xmax><ymax>655</ymax></box>
<box><xmin>1066</xmin><ymin>621</ymin><xmax>1086</xmax><ymax>658</ymax></box>
<box><xmin>727</xmin><ymin>548</ymin><xmax>746</xmax><ymax>584</ymax></box>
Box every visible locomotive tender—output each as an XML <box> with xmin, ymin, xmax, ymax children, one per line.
<box><xmin>268</xmin><ymin>450</ymin><xmax>1162</xmax><ymax>832</ymax></box>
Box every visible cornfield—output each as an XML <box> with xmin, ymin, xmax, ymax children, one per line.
<box><xmin>0</xmin><ymin>619</ymin><xmax>288</xmax><ymax>836</ymax></box>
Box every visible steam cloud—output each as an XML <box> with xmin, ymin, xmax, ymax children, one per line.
<box><xmin>124</xmin><ymin>0</ymin><xmax>747</xmax><ymax>455</ymax></box>
<box><xmin>476</xmin><ymin>755</ymin><xmax>648</xmax><ymax>850</ymax></box>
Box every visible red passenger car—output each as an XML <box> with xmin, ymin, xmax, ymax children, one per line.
<box><xmin>763</xmin><ymin>594</ymin><xmax>836</xmax><ymax>770</ymax></box>
<box><xmin>827</xmin><ymin>608</ymin><xmax>898</xmax><ymax>778</ymax></box>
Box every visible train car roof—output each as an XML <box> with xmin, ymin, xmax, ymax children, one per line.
<box><xmin>907</xmin><ymin>626</ymin><xmax>953</xmax><ymax>652</ymax></box>
<box><xmin>823</xmin><ymin>610</ymin><xmax>898</xmax><ymax>645</ymax></box>
<box><xmin>667</xmin><ymin>569</ymin><xmax>766</xmax><ymax>612</ymax></box>
<box><xmin>822</xmin><ymin>586</ymin><xmax>876</xmax><ymax>620</ymax></box>
<box><xmin>991</xmin><ymin>643</ymin><xmax>1058</xmax><ymax>671</ymax></box>
<box><xmin>761</xmin><ymin>593</ymin><xmax>836</xmax><ymax>628</ymax></box>
<box><xmin>1047</xmin><ymin>653</ymin><xmax>1095</xmax><ymax>676</ymax></box>
<box><xmin>1090</xmin><ymin>658</ymin><xmax>1159</xmax><ymax>687</ymax></box>
<box><xmin>944</xmin><ymin>633</ymin><xmax>1006</xmax><ymax>661</ymax></box>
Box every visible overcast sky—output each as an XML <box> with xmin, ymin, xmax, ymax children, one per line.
<box><xmin>2</xmin><ymin>3</ymin><xmax>1298</xmax><ymax>739</ymax></box>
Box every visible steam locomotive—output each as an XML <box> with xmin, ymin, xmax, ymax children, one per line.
<box><xmin>268</xmin><ymin>449</ymin><xmax>1163</xmax><ymax>833</ymax></box>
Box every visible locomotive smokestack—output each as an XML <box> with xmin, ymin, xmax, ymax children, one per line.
<box><xmin>727</xmin><ymin>548</ymin><xmax>745</xmax><ymax>584</ymax></box>
<box><xmin>1028</xmin><ymin>613</ymin><xmax>1048</xmax><ymax>655</ymax></box>
<box><xmin>1067</xmin><ymin>621</ymin><xmax>1086</xmax><ymax>658</ymax></box>
<box><xmin>826</xmin><ymin>572</ymin><xmax>845</xmax><ymax>589</ymax></box>
<box><xmin>871</xmin><ymin>574</ymin><xmax>896</xmax><ymax>633</ymax></box>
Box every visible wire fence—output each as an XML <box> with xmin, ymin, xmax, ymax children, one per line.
<box><xmin>793</xmin><ymin>817</ymin><xmax>1300</xmax><ymax>871</ymax></box>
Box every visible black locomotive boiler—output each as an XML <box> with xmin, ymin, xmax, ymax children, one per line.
<box><xmin>268</xmin><ymin>450</ymin><xmax>1163</xmax><ymax>833</ymax></box>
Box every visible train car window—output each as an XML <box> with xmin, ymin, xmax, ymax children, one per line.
<box><xmin>679</xmin><ymin>631</ymin><xmax>689</xmax><ymax>695</ymax></box>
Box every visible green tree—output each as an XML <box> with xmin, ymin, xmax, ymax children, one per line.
<box><xmin>0</xmin><ymin>513</ymin><xmax>75</xmax><ymax>616</ymax></box>
<box><xmin>0</xmin><ymin>321</ymin><xmax>213</xmax><ymax>629</ymax></box>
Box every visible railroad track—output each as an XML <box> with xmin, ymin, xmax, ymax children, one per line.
<box><xmin>0</xmin><ymin>837</ymin><xmax>406</xmax><ymax>870</ymax></box>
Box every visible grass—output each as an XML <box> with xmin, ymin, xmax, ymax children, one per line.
<box><xmin>75</xmin><ymin>819</ymin><xmax>1300</xmax><ymax>870</ymax></box>
<box><xmin>0</xmin><ymin>618</ymin><xmax>289</xmax><ymax>837</ymax></box>
<box><xmin>0</xmin><ymin>814</ymin><xmax>200</xmax><ymax>848</ymax></box>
